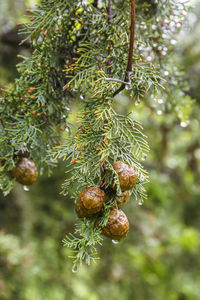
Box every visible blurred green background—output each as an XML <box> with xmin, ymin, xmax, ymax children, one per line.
<box><xmin>0</xmin><ymin>1</ymin><xmax>200</xmax><ymax>299</ymax></box>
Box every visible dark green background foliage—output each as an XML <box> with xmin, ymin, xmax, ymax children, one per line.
<box><xmin>0</xmin><ymin>0</ymin><xmax>200</xmax><ymax>299</ymax></box>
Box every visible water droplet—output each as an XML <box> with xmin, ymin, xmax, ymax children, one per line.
<box><xmin>180</xmin><ymin>121</ymin><xmax>188</xmax><ymax>128</ymax></box>
<box><xmin>158</xmin><ymin>98</ymin><xmax>164</xmax><ymax>104</ymax></box>
<box><xmin>142</xmin><ymin>154</ymin><xmax>147</xmax><ymax>161</ymax></box>
<box><xmin>125</xmin><ymin>84</ymin><xmax>131</xmax><ymax>90</ymax></box>
<box><xmin>171</xmin><ymin>39</ymin><xmax>177</xmax><ymax>45</ymax></box>
<box><xmin>23</xmin><ymin>186</ymin><xmax>29</xmax><ymax>192</ymax></box>
<box><xmin>162</xmin><ymin>33</ymin><xmax>168</xmax><ymax>39</ymax></box>
<box><xmin>157</xmin><ymin>110</ymin><xmax>163</xmax><ymax>115</ymax></box>
<box><xmin>135</xmin><ymin>99</ymin><xmax>140</xmax><ymax>106</ymax></box>
<box><xmin>72</xmin><ymin>265</ymin><xmax>78</xmax><ymax>273</ymax></box>
<box><xmin>138</xmin><ymin>201</ymin><xmax>143</xmax><ymax>206</ymax></box>
<box><xmin>112</xmin><ymin>240</ymin><xmax>119</xmax><ymax>244</ymax></box>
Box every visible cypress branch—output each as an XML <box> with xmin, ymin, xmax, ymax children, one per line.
<box><xmin>0</xmin><ymin>0</ymin><xmax>190</xmax><ymax>266</ymax></box>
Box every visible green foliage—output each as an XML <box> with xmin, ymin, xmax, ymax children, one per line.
<box><xmin>0</xmin><ymin>0</ymin><xmax>195</xmax><ymax>269</ymax></box>
<box><xmin>1</xmin><ymin>1</ymin><xmax>200</xmax><ymax>299</ymax></box>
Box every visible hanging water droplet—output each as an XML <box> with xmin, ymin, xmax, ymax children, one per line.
<box><xmin>157</xmin><ymin>110</ymin><xmax>163</xmax><ymax>115</ymax></box>
<box><xmin>72</xmin><ymin>265</ymin><xmax>78</xmax><ymax>273</ymax></box>
<box><xmin>162</xmin><ymin>33</ymin><xmax>168</xmax><ymax>39</ymax></box>
<box><xmin>171</xmin><ymin>39</ymin><xmax>177</xmax><ymax>45</ymax></box>
<box><xmin>158</xmin><ymin>98</ymin><xmax>164</xmax><ymax>104</ymax></box>
<box><xmin>180</xmin><ymin>121</ymin><xmax>188</xmax><ymax>128</ymax></box>
<box><xmin>138</xmin><ymin>201</ymin><xmax>143</xmax><ymax>206</ymax></box>
<box><xmin>112</xmin><ymin>240</ymin><xmax>119</xmax><ymax>244</ymax></box>
<box><xmin>142</xmin><ymin>154</ymin><xmax>147</xmax><ymax>161</ymax></box>
<box><xmin>135</xmin><ymin>99</ymin><xmax>140</xmax><ymax>106</ymax></box>
<box><xmin>23</xmin><ymin>186</ymin><xmax>29</xmax><ymax>192</ymax></box>
<box><xmin>125</xmin><ymin>84</ymin><xmax>131</xmax><ymax>90</ymax></box>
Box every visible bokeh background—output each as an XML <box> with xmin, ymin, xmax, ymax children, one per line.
<box><xmin>0</xmin><ymin>0</ymin><xmax>200</xmax><ymax>299</ymax></box>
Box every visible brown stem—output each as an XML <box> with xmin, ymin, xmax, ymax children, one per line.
<box><xmin>113</xmin><ymin>0</ymin><xmax>135</xmax><ymax>97</ymax></box>
<box><xmin>127</xmin><ymin>0</ymin><xmax>135</xmax><ymax>72</ymax></box>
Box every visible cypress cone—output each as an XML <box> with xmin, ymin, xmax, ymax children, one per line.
<box><xmin>76</xmin><ymin>187</ymin><xmax>106</xmax><ymax>218</ymax></box>
<box><xmin>115</xmin><ymin>191</ymin><xmax>130</xmax><ymax>207</ymax></box>
<box><xmin>102</xmin><ymin>208</ymin><xmax>129</xmax><ymax>240</ymax></box>
<box><xmin>11</xmin><ymin>157</ymin><xmax>38</xmax><ymax>185</ymax></box>
<box><xmin>112</xmin><ymin>161</ymin><xmax>137</xmax><ymax>191</ymax></box>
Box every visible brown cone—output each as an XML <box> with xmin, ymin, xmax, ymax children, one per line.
<box><xmin>115</xmin><ymin>191</ymin><xmax>130</xmax><ymax>207</ymax></box>
<box><xmin>101</xmin><ymin>208</ymin><xmax>129</xmax><ymax>240</ymax></box>
<box><xmin>112</xmin><ymin>161</ymin><xmax>137</xmax><ymax>191</ymax></box>
<box><xmin>76</xmin><ymin>187</ymin><xmax>106</xmax><ymax>218</ymax></box>
<box><xmin>11</xmin><ymin>157</ymin><xmax>38</xmax><ymax>186</ymax></box>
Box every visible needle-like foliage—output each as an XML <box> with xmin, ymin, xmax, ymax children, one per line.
<box><xmin>0</xmin><ymin>0</ymin><xmax>190</xmax><ymax>267</ymax></box>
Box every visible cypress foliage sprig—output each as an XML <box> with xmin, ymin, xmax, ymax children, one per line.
<box><xmin>0</xmin><ymin>0</ymin><xmax>190</xmax><ymax>267</ymax></box>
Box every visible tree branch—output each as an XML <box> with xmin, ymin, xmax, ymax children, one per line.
<box><xmin>1</xmin><ymin>30</ymin><xmax>29</xmax><ymax>48</ymax></box>
<box><xmin>113</xmin><ymin>0</ymin><xmax>135</xmax><ymax>97</ymax></box>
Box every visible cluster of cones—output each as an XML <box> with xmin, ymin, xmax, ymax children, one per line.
<box><xmin>76</xmin><ymin>161</ymin><xmax>137</xmax><ymax>240</ymax></box>
<box><xmin>11</xmin><ymin>158</ymin><xmax>138</xmax><ymax>241</ymax></box>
